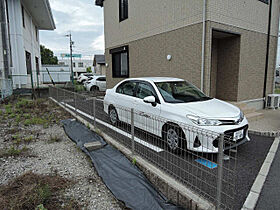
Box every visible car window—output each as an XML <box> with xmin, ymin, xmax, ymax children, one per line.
<box><xmin>96</xmin><ymin>77</ymin><xmax>106</xmax><ymax>81</ymax></box>
<box><xmin>116</xmin><ymin>81</ymin><xmax>137</xmax><ymax>96</ymax></box>
<box><xmin>136</xmin><ymin>82</ymin><xmax>157</xmax><ymax>99</ymax></box>
<box><xmin>156</xmin><ymin>81</ymin><xmax>211</xmax><ymax>103</ymax></box>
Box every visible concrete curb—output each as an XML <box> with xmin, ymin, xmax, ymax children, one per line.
<box><xmin>242</xmin><ymin>137</ymin><xmax>280</xmax><ymax>210</ymax></box>
<box><xmin>248</xmin><ymin>130</ymin><xmax>280</xmax><ymax>137</ymax></box>
<box><xmin>50</xmin><ymin>97</ymin><xmax>215</xmax><ymax>210</ymax></box>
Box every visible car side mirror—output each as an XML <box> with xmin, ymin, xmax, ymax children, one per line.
<box><xmin>143</xmin><ymin>96</ymin><xmax>156</xmax><ymax>106</ymax></box>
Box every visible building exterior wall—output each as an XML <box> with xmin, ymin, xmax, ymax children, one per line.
<box><xmin>204</xmin><ymin>21</ymin><xmax>278</xmax><ymax>101</ymax></box>
<box><xmin>106</xmin><ymin>23</ymin><xmax>203</xmax><ymax>89</ymax></box>
<box><xmin>95</xmin><ymin>64</ymin><xmax>106</xmax><ymax>76</ymax></box>
<box><xmin>1</xmin><ymin>0</ymin><xmax>54</xmax><ymax>88</ymax></box>
<box><xmin>58</xmin><ymin>58</ymin><xmax>94</xmax><ymax>78</ymax></box>
<box><xmin>207</xmin><ymin>0</ymin><xmax>279</xmax><ymax>37</ymax></box>
<box><xmin>103</xmin><ymin>0</ymin><xmax>279</xmax><ymax>102</ymax></box>
<box><xmin>103</xmin><ymin>0</ymin><xmax>204</xmax><ymax>49</ymax></box>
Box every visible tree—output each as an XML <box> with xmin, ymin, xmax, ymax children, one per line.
<box><xmin>86</xmin><ymin>66</ymin><xmax>92</xmax><ymax>73</ymax></box>
<box><xmin>40</xmin><ymin>45</ymin><xmax>58</xmax><ymax>65</ymax></box>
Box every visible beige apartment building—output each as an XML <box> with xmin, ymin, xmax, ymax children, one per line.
<box><xmin>96</xmin><ymin>0</ymin><xmax>280</xmax><ymax>108</ymax></box>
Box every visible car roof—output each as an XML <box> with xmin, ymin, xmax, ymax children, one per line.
<box><xmin>125</xmin><ymin>77</ymin><xmax>184</xmax><ymax>83</ymax></box>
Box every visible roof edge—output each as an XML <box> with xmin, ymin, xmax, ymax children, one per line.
<box><xmin>43</xmin><ymin>0</ymin><xmax>56</xmax><ymax>30</ymax></box>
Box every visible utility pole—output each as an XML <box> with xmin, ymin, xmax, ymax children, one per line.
<box><xmin>0</xmin><ymin>0</ymin><xmax>10</xmax><ymax>79</ymax></box>
<box><xmin>66</xmin><ymin>32</ymin><xmax>74</xmax><ymax>84</ymax></box>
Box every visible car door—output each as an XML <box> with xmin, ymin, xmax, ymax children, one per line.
<box><xmin>114</xmin><ymin>81</ymin><xmax>137</xmax><ymax>123</ymax></box>
<box><xmin>134</xmin><ymin>81</ymin><xmax>161</xmax><ymax>136</ymax></box>
<box><xmin>95</xmin><ymin>77</ymin><xmax>106</xmax><ymax>91</ymax></box>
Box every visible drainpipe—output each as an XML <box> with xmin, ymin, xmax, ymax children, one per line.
<box><xmin>263</xmin><ymin>0</ymin><xmax>273</xmax><ymax>108</ymax></box>
<box><xmin>201</xmin><ymin>0</ymin><xmax>207</xmax><ymax>92</ymax></box>
<box><xmin>0</xmin><ymin>0</ymin><xmax>10</xmax><ymax>79</ymax></box>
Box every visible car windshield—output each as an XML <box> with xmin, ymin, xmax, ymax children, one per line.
<box><xmin>155</xmin><ymin>81</ymin><xmax>212</xmax><ymax>103</ymax></box>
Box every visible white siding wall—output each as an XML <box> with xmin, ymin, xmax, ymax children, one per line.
<box><xmin>6</xmin><ymin>0</ymin><xmax>42</xmax><ymax>88</ymax></box>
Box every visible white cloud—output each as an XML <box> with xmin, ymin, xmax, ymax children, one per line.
<box><xmin>91</xmin><ymin>34</ymin><xmax>105</xmax><ymax>53</ymax></box>
<box><xmin>49</xmin><ymin>0</ymin><xmax>103</xmax><ymax>34</ymax></box>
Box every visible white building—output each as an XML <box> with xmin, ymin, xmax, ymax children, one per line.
<box><xmin>0</xmin><ymin>0</ymin><xmax>55</xmax><ymax>88</ymax></box>
<box><xmin>58</xmin><ymin>57</ymin><xmax>94</xmax><ymax>78</ymax></box>
<box><xmin>41</xmin><ymin>65</ymin><xmax>70</xmax><ymax>84</ymax></box>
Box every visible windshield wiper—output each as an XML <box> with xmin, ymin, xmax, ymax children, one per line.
<box><xmin>199</xmin><ymin>96</ymin><xmax>212</xmax><ymax>101</ymax></box>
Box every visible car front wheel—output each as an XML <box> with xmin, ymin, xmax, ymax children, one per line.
<box><xmin>163</xmin><ymin>124</ymin><xmax>185</xmax><ymax>154</ymax></box>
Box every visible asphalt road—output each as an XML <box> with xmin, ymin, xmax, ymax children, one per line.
<box><xmin>255</xmin><ymin>145</ymin><xmax>280</xmax><ymax>210</ymax></box>
<box><xmin>61</xmin><ymin>96</ymin><xmax>273</xmax><ymax>209</ymax></box>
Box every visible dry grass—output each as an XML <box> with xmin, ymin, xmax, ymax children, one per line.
<box><xmin>0</xmin><ymin>172</ymin><xmax>81</xmax><ymax>210</ymax></box>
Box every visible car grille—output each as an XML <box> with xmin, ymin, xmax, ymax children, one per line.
<box><xmin>213</xmin><ymin>125</ymin><xmax>249</xmax><ymax>148</ymax></box>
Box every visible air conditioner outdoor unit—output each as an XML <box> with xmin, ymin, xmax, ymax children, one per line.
<box><xmin>266</xmin><ymin>94</ymin><xmax>280</xmax><ymax>109</ymax></box>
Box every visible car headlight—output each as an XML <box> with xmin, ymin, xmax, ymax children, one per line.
<box><xmin>187</xmin><ymin>115</ymin><xmax>222</xmax><ymax>126</ymax></box>
<box><xmin>238</xmin><ymin>110</ymin><xmax>244</xmax><ymax>123</ymax></box>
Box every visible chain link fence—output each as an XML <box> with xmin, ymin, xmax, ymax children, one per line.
<box><xmin>0</xmin><ymin>78</ymin><xmax>13</xmax><ymax>100</ymax></box>
<box><xmin>50</xmin><ymin>86</ymin><xmax>241</xmax><ymax>210</ymax></box>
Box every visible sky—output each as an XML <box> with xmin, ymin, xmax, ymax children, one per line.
<box><xmin>40</xmin><ymin>0</ymin><xmax>280</xmax><ymax>65</ymax></box>
<box><xmin>40</xmin><ymin>0</ymin><xmax>104</xmax><ymax>60</ymax></box>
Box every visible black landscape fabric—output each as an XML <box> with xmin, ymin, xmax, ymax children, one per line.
<box><xmin>61</xmin><ymin>119</ymin><xmax>185</xmax><ymax>210</ymax></box>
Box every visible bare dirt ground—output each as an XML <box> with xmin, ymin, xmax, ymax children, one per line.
<box><xmin>0</xmin><ymin>96</ymin><xmax>123</xmax><ymax>210</ymax></box>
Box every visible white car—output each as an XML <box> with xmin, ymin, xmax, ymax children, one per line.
<box><xmin>77</xmin><ymin>73</ymin><xmax>94</xmax><ymax>83</ymax></box>
<box><xmin>104</xmin><ymin>77</ymin><xmax>249</xmax><ymax>153</ymax></box>
<box><xmin>85</xmin><ymin>75</ymin><xmax>106</xmax><ymax>92</ymax></box>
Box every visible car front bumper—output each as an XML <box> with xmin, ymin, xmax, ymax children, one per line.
<box><xmin>185</xmin><ymin>117</ymin><xmax>250</xmax><ymax>153</ymax></box>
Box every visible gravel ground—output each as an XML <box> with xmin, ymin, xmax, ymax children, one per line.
<box><xmin>0</xmin><ymin>99</ymin><xmax>123</xmax><ymax>210</ymax></box>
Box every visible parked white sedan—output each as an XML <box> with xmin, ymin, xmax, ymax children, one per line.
<box><xmin>104</xmin><ymin>77</ymin><xmax>249</xmax><ymax>153</ymax></box>
<box><xmin>77</xmin><ymin>73</ymin><xmax>94</xmax><ymax>83</ymax></box>
<box><xmin>85</xmin><ymin>75</ymin><xmax>106</xmax><ymax>92</ymax></box>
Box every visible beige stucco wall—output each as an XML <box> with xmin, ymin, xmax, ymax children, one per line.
<box><xmin>103</xmin><ymin>0</ymin><xmax>204</xmax><ymax>49</ymax></box>
<box><xmin>204</xmin><ymin>21</ymin><xmax>278</xmax><ymax>101</ymax></box>
<box><xmin>105</xmin><ymin>23</ymin><xmax>204</xmax><ymax>89</ymax></box>
<box><xmin>103</xmin><ymin>0</ymin><xmax>280</xmax><ymax>50</ymax></box>
<box><xmin>106</xmin><ymin>20</ymin><xmax>278</xmax><ymax>102</ymax></box>
<box><xmin>207</xmin><ymin>0</ymin><xmax>280</xmax><ymax>37</ymax></box>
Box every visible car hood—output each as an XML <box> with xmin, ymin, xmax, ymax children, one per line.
<box><xmin>171</xmin><ymin>99</ymin><xmax>240</xmax><ymax>119</ymax></box>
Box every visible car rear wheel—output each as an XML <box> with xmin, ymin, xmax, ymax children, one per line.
<box><xmin>163</xmin><ymin>124</ymin><xmax>185</xmax><ymax>154</ymax></box>
<box><xmin>90</xmin><ymin>86</ymin><xmax>99</xmax><ymax>93</ymax></box>
<box><xmin>109</xmin><ymin>107</ymin><xmax>118</xmax><ymax>125</ymax></box>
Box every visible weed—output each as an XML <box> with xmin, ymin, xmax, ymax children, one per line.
<box><xmin>0</xmin><ymin>146</ymin><xmax>28</xmax><ymax>157</ymax></box>
<box><xmin>49</xmin><ymin>134</ymin><xmax>61</xmax><ymax>143</ymax></box>
<box><xmin>0</xmin><ymin>110</ymin><xmax>3</xmax><ymax>115</ymax></box>
<box><xmin>15</xmin><ymin>98</ymin><xmax>33</xmax><ymax>109</ymax></box>
<box><xmin>132</xmin><ymin>158</ymin><xmax>137</xmax><ymax>165</ymax></box>
<box><xmin>23</xmin><ymin>113</ymin><xmax>31</xmax><ymax>119</ymax></box>
<box><xmin>24</xmin><ymin>117</ymin><xmax>47</xmax><ymax>126</ymax></box>
<box><xmin>86</xmin><ymin>123</ymin><xmax>90</xmax><ymax>130</ymax></box>
<box><xmin>9</xmin><ymin>113</ymin><xmax>16</xmax><ymax>118</ymax></box>
<box><xmin>36</xmin><ymin>204</ymin><xmax>47</xmax><ymax>210</ymax></box>
<box><xmin>24</xmin><ymin>136</ymin><xmax>33</xmax><ymax>143</ymax></box>
<box><xmin>0</xmin><ymin>172</ymin><xmax>77</xmax><ymax>210</ymax></box>
<box><xmin>15</xmin><ymin>115</ymin><xmax>21</xmax><ymax>124</ymax></box>
<box><xmin>5</xmin><ymin>106</ymin><xmax>13</xmax><ymax>115</ymax></box>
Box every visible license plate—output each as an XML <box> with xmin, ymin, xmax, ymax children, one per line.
<box><xmin>233</xmin><ymin>130</ymin><xmax>244</xmax><ymax>141</ymax></box>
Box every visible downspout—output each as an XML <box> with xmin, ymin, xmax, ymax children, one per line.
<box><xmin>0</xmin><ymin>0</ymin><xmax>10</xmax><ymax>79</ymax></box>
<box><xmin>201</xmin><ymin>0</ymin><xmax>207</xmax><ymax>92</ymax></box>
<box><xmin>263</xmin><ymin>0</ymin><xmax>273</xmax><ymax>108</ymax></box>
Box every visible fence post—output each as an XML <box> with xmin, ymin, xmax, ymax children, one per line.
<box><xmin>74</xmin><ymin>92</ymin><xmax>77</xmax><ymax>116</ymax></box>
<box><xmin>216</xmin><ymin>134</ymin><xmax>224</xmax><ymax>210</ymax></box>
<box><xmin>56</xmin><ymin>87</ymin><xmax>59</xmax><ymax>101</ymax></box>
<box><xmin>93</xmin><ymin>97</ymin><xmax>96</xmax><ymax>128</ymax></box>
<box><xmin>131</xmin><ymin>108</ymin><xmax>135</xmax><ymax>155</ymax></box>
